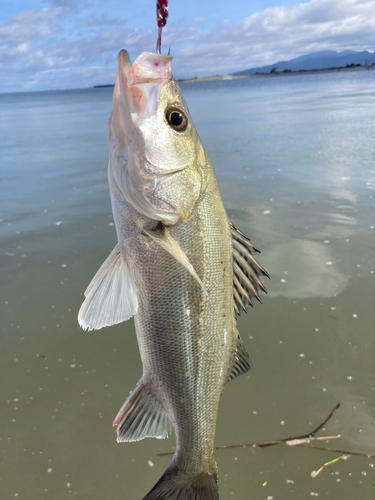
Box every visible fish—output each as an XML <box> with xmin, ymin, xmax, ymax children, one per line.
<box><xmin>78</xmin><ymin>49</ymin><xmax>269</xmax><ymax>500</ymax></box>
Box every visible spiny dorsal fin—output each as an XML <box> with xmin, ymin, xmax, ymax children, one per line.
<box><xmin>78</xmin><ymin>244</ymin><xmax>138</xmax><ymax>331</ymax></box>
<box><xmin>231</xmin><ymin>222</ymin><xmax>269</xmax><ymax>315</ymax></box>
<box><xmin>228</xmin><ymin>331</ymin><xmax>252</xmax><ymax>382</ymax></box>
<box><xmin>113</xmin><ymin>378</ymin><xmax>172</xmax><ymax>442</ymax></box>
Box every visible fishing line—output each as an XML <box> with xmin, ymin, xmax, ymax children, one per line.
<box><xmin>156</xmin><ymin>0</ymin><xmax>169</xmax><ymax>53</ymax></box>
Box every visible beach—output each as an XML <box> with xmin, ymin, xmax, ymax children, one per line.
<box><xmin>1</xmin><ymin>69</ymin><xmax>374</xmax><ymax>499</ymax></box>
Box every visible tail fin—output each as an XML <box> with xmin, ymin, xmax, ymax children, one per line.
<box><xmin>143</xmin><ymin>461</ymin><xmax>219</xmax><ymax>500</ymax></box>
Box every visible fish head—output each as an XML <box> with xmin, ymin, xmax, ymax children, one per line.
<box><xmin>108</xmin><ymin>50</ymin><xmax>207</xmax><ymax>225</ymax></box>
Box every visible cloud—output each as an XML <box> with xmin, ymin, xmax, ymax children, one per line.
<box><xmin>84</xmin><ymin>14</ymin><xmax>125</xmax><ymax>27</ymax></box>
<box><xmin>44</xmin><ymin>0</ymin><xmax>85</xmax><ymax>7</ymax></box>
<box><xmin>0</xmin><ymin>9</ymin><xmax>201</xmax><ymax>90</ymax></box>
<box><xmin>11</xmin><ymin>43</ymin><xmax>31</xmax><ymax>55</ymax></box>
<box><xmin>0</xmin><ymin>8</ymin><xmax>64</xmax><ymax>45</ymax></box>
<box><xmin>172</xmin><ymin>0</ymin><xmax>375</xmax><ymax>76</ymax></box>
<box><xmin>163</xmin><ymin>25</ymin><xmax>202</xmax><ymax>46</ymax></box>
<box><xmin>1</xmin><ymin>0</ymin><xmax>375</xmax><ymax>91</ymax></box>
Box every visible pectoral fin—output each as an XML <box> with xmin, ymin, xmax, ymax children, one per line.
<box><xmin>143</xmin><ymin>227</ymin><xmax>208</xmax><ymax>295</ymax></box>
<box><xmin>231</xmin><ymin>222</ymin><xmax>269</xmax><ymax>315</ymax></box>
<box><xmin>78</xmin><ymin>244</ymin><xmax>138</xmax><ymax>331</ymax></box>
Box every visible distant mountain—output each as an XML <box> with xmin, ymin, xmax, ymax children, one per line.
<box><xmin>233</xmin><ymin>50</ymin><xmax>375</xmax><ymax>75</ymax></box>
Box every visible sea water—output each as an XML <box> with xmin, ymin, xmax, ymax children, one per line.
<box><xmin>1</xmin><ymin>70</ymin><xmax>374</xmax><ymax>499</ymax></box>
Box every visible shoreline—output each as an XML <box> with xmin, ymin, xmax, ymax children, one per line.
<box><xmin>2</xmin><ymin>65</ymin><xmax>374</xmax><ymax>94</ymax></box>
<box><xmin>176</xmin><ymin>65</ymin><xmax>375</xmax><ymax>83</ymax></box>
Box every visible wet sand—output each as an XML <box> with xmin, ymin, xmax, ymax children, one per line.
<box><xmin>1</xmin><ymin>70</ymin><xmax>374</xmax><ymax>499</ymax></box>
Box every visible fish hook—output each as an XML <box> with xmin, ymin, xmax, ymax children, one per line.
<box><xmin>156</xmin><ymin>0</ymin><xmax>169</xmax><ymax>54</ymax></box>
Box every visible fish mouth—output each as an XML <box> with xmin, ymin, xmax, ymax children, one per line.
<box><xmin>116</xmin><ymin>50</ymin><xmax>174</xmax><ymax>123</ymax></box>
<box><xmin>127</xmin><ymin>53</ymin><xmax>173</xmax><ymax>86</ymax></box>
<box><xmin>127</xmin><ymin>52</ymin><xmax>173</xmax><ymax>84</ymax></box>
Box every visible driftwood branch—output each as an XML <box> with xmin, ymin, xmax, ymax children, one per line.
<box><xmin>311</xmin><ymin>454</ymin><xmax>352</xmax><ymax>478</ymax></box>
<box><xmin>216</xmin><ymin>403</ymin><xmax>341</xmax><ymax>450</ymax></box>
<box><xmin>295</xmin><ymin>444</ymin><xmax>375</xmax><ymax>458</ymax></box>
<box><xmin>156</xmin><ymin>403</ymin><xmax>375</xmax><ymax>465</ymax></box>
<box><xmin>215</xmin><ymin>435</ymin><xmax>340</xmax><ymax>450</ymax></box>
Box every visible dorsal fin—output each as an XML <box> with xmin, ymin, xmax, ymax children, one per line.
<box><xmin>228</xmin><ymin>330</ymin><xmax>252</xmax><ymax>381</ymax></box>
<box><xmin>231</xmin><ymin>222</ymin><xmax>269</xmax><ymax>315</ymax></box>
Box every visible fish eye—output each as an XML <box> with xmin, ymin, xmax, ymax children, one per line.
<box><xmin>166</xmin><ymin>107</ymin><xmax>188</xmax><ymax>132</ymax></box>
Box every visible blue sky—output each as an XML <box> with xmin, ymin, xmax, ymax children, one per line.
<box><xmin>1</xmin><ymin>0</ymin><xmax>375</xmax><ymax>92</ymax></box>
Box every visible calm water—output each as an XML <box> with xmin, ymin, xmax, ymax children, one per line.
<box><xmin>1</xmin><ymin>71</ymin><xmax>374</xmax><ymax>499</ymax></box>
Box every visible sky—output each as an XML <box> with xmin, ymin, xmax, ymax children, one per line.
<box><xmin>1</xmin><ymin>0</ymin><xmax>375</xmax><ymax>92</ymax></box>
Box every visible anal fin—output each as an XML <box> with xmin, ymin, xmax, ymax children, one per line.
<box><xmin>113</xmin><ymin>378</ymin><xmax>172</xmax><ymax>442</ymax></box>
<box><xmin>228</xmin><ymin>330</ymin><xmax>252</xmax><ymax>382</ymax></box>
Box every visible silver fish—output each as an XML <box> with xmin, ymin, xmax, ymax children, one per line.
<box><xmin>78</xmin><ymin>50</ymin><xmax>268</xmax><ymax>500</ymax></box>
